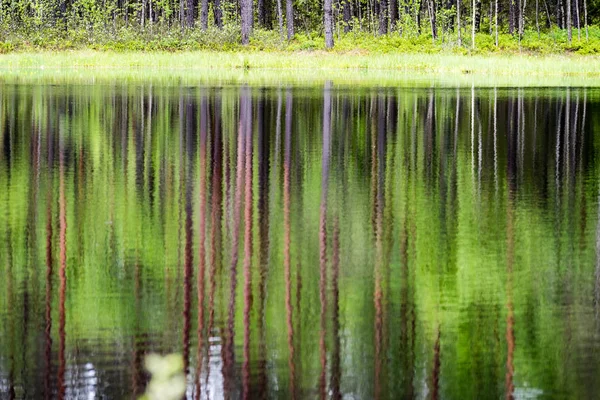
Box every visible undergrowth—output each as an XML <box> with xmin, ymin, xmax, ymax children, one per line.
<box><xmin>0</xmin><ymin>23</ymin><xmax>599</xmax><ymax>54</ymax></box>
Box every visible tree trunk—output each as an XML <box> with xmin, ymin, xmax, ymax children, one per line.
<box><xmin>241</xmin><ymin>0</ymin><xmax>252</xmax><ymax>44</ymax></box>
<box><xmin>509</xmin><ymin>0</ymin><xmax>515</xmax><ymax>34</ymax></box>
<box><xmin>186</xmin><ymin>0</ymin><xmax>195</xmax><ymax>27</ymax></box>
<box><xmin>325</xmin><ymin>0</ymin><xmax>335</xmax><ymax>47</ymax></box>
<box><xmin>258</xmin><ymin>0</ymin><xmax>266</xmax><ymax>27</ymax></box>
<box><xmin>142</xmin><ymin>0</ymin><xmax>147</xmax><ymax>26</ymax></box>
<box><xmin>457</xmin><ymin>0</ymin><xmax>462</xmax><ymax>45</ymax></box>
<box><xmin>567</xmin><ymin>0</ymin><xmax>572</xmax><ymax>43</ymax></box>
<box><xmin>575</xmin><ymin>0</ymin><xmax>580</xmax><ymax>40</ymax></box>
<box><xmin>417</xmin><ymin>0</ymin><xmax>423</xmax><ymax>34</ymax></box>
<box><xmin>277</xmin><ymin>0</ymin><xmax>284</xmax><ymax>39</ymax></box>
<box><xmin>390</xmin><ymin>0</ymin><xmax>398</xmax><ymax>30</ymax></box>
<box><xmin>519</xmin><ymin>0</ymin><xmax>524</xmax><ymax>37</ymax></box>
<box><xmin>471</xmin><ymin>0</ymin><xmax>476</xmax><ymax>48</ymax></box>
<box><xmin>543</xmin><ymin>0</ymin><xmax>552</xmax><ymax>28</ymax></box>
<box><xmin>201</xmin><ymin>0</ymin><xmax>208</xmax><ymax>29</ymax></box>
<box><xmin>378</xmin><ymin>0</ymin><xmax>388</xmax><ymax>34</ymax></box>
<box><xmin>474</xmin><ymin>0</ymin><xmax>481</xmax><ymax>31</ymax></box>
<box><xmin>583</xmin><ymin>0</ymin><xmax>588</xmax><ymax>40</ymax></box>
<box><xmin>286</xmin><ymin>0</ymin><xmax>294</xmax><ymax>39</ymax></box>
<box><xmin>343</xmin><ymin>0</ymin><xmax>352</xmax><ymax>32</ymax></box>
<box><xmin>536</xmin><ymin>0</ymin><xmax>540</xmax><ymax>37</ymax></box>
<box><xmin>427</xmin><ymin>0</ymin><xmax>437</xmax><ymax>39</ymax></box>
<box><xmin>495</xmin><ymin>0</ymin><xmax>498</xmax><ymax>45</ymax></box>
<box><xmin>213</xmin><ymin>0</ymin><xmax>223</xmax><ymax>27</ymax></box>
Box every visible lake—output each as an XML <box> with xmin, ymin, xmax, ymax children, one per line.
<box><xmin>1</xmin><ymin>83</ymin><xmax>599</xmax><ymax>399</ymax></box>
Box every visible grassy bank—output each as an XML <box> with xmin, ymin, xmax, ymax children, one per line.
<box><xmin>2</xmin><ymin>25</ymin><xmax>600</xmax><ymax>54</ymax></box>
<box><xmin>1</xmin><ymin>50</ymin><xmax>600</xmax><ymax>87</ymax></box>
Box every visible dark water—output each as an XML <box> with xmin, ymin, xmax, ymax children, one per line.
<box><xmin>1</xmin><ymin>84</ymin><xmax>600</xmax><ymax>399</ymax></box>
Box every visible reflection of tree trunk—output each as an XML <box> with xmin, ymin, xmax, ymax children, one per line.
<box><xmin>7</xmin><ymin>226</ymin><xmax>15</xmax><ymax>400</ymax></box>
<box><xmin>431</xmin><ymin>329</ymin><xmax>441</xmax><ymax>400</ymax></box>
<box><xmin>195</xmin><ymin>95</ymin><xmax>208</xmax><ymax>399</ymax></box>
<box><xmin>132</xmin><ymin>260</ymin><xmax>146</xmax><ymax>397</ymax></box>
<box><xmin>284</xmin><ymin>89</ymin><xmax>297</xmax><ymax>400</ymax></box>
<box><xmin>505</xmin><ymin>115</ymin><xmax>516</xmax><ymax>400</ymax></box>
<box><xmin>205</xmin><ymin>93</ymin><xmax>223</xmax><ymax>399</ymax></box>
<box><xmin>319</xmin><ymin>81</ymin><xmax>332</xmax><ymax>400</ymax></box>
<box><xmin>44</xmin><ymin>170</ymin><xmax>53</xmax><ymax>400</ymax></box>
<box><xmin>493</xmin><ymin>89</ymin><xmax>498</xmax><ymax>194</ymax></box>
<box><xmin>256</xmin><ymin>92</ymin><xmax>270</xmax><ymax>400</ymax></box>
<box><xmin>374</xmin><ymin>95</ymin><xmax>385</xmax><ymax>400</ymax></box>
<box><xmin>242</xmin><ymin>88</ymin><xmax>254</xmax><ymax>400</ymax></box>
<box><xmin>58</xmin><ymin>127</ymin><xmax>67</xmax><ymax>400</ymax></box>
<box><xmin>224</xmin><ymin>88</ymin><xmax>248</xmax><ymax>399</ymax></box>
<box><xmin>183</xmin><ymin>138</ymin><xmax>193</xmax><ymax>378</ymax></box>
<box><xmin>596</xmin><ymin>180</ymin><xmax>600</xmax><ymax>323</ymax></box>
<box><xmin>331</xmin><ymin>219</ymin><xmax>342</xmax><ymax>400</ymax></box>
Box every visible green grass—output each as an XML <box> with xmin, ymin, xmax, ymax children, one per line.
<box><xmin>0</xmin><ymin>50</ymin><xmax>599</xmax><ymax>87</ymax></box>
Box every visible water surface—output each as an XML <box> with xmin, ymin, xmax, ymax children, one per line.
<box><xmin>1</xmin><ymin>84</ymin><xmax>600</xmax><ymax>399</ymax></box>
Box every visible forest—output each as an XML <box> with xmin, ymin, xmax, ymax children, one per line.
<box><xmin>0</xmin><ymin>0</ymin><xmax>600</xmax><ymax>52</ymax></box>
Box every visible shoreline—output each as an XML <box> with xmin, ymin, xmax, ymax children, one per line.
<box><xmin>1</xmin><ymin>50</ymin><xmax>600</xmax><ymax>86</ymax></box>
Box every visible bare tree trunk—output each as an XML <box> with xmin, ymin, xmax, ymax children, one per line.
<box><xmin>519</xmin><ymin>0</ymin><xmax>526</xmax><ymax>45</ymax></box>
<box><xmin>583</xmin><ymin>0</ymin><xmax>588</xmax><ymax>40</ymax></box>
<box><xmin>379</xmin><ymin>0</ymin><xmax>388</xmax><ymax>34</ymax></box>
<box><xmin>325</xmin><ymin>0</ymin><xmax>335</xmax><ymax>46</ymax></box>
<box><xmin>201</xmin><ymin>0</ymin><xmax>208</xmax><ymax>29</ymax></box>
<box><xmin>575</xmin><ymin>0</ymin><xmax>580</xmax><ymax>40</ymax></box>
<box><xmin>567</xmin><ymin>0</ymin><xmax>572</xmax><ymax>43</ymax></box>
<box><xmin>258</xmin><ymin>0</ymin><xmax>266</xmax><ymax>26</ymax></box>
<box><xmin>277</xmin><ymin>0</ymin><xmax>284</xmax><ymax>39</ymax></box>
<box><xmin>495</xmin><ymin>0</ymin><xmax>499</xmax><ymax>45</ymax></box>
<box><xmin>472</xmin><ymin>0</ymin><xmax>476</xmax><ymax>49</ymax></box>
<box><xmin>343</xmin><ymin>0</ymin><xmax>352</xmax><ymax>32</ymax></box>
<box><xmin>142</xmin><ymin>0</ymin><xmax>147</xmax><ymax>26</ymax></box>
<box><xmin>213</xmin><ymin>0</ymin><xmax>223</xmax><ymax>27</ymax></box>
<box><xmin>536</xmin><ymin>0</ymin><xmax>540</xmax><ymax>37</ymax></box>
<box><xmin>186</xmin><ymin>0</ymin><xmax>195</xmax><ymax>27</ymax></box>
<box><xmin>543</xmin><ymin>0</ymin><xmax>552</xmax><ymax>28</ymax></box>
<box><xmin>390</xmin><ymin>0</ymin><xmax>398</xmax><ymax>30</ymax></box>
<box><xmin>417</xmin><ymin>0</ymin><xmax>423</xmax><ymax>34</ymax></box>
<box><xmin>241</xmin><ymin>0</ymin><xmax>252</xmax><ymax>44</ymax></box>
<box><xmin>286</xmin><ymin>0</ymin><xmax>294</xmax><ymax>39</ymax></box>
<box><xmin>427</xmin><ymin>0</ymin><xmax>437</xmax><ymax>39</ymax></box>
<box><xmin>474</xmin><ymin>0</ymin><xmax>482</xmax><ymax>31</ymax></box>
<box><xmin>457</xmin><ymin>0</ymin><xmax>462</xmax><ymax>45</ymax></box>
<box><xmin>509</xmin><ymin>0</ymin><xmax>516</xmax><ymax>33</ymax></box>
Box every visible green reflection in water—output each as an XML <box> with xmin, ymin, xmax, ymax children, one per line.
<box><xmin>0</xmin><ymin>84</ymin><xmax>599</xmax><ymax>399</ymax></box>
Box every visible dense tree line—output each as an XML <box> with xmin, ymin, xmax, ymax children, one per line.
<box><xmin>0</xmin><ymin>0</ymin><xmax>598</xmax><ymax>47</ymax></box>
